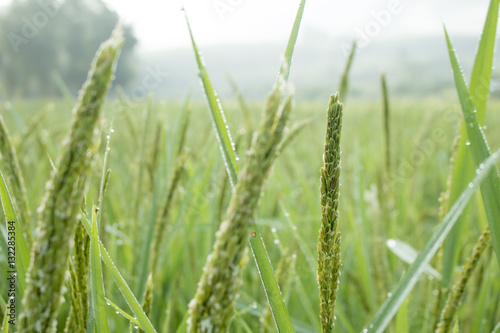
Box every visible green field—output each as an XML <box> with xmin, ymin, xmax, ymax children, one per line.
<box><xmin>1</xmin><ymin>94</ymin><xmax>499</xmax><ymax>332</ymax></box>
<box><xmin>2</xmin><ymin>1</ymin><xmax>500</xmax><ymax>333</ymax></box>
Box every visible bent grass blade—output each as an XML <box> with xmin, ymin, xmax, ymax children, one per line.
<box><xmin>367</xmin><ymin>149</ymin><xmax>500</xmax><ymax>333</ymax></box>
<box><xmin>90</xmin><ymin>206</ymin><xmax>109</xmax><ymax>332</ymax></box>
<box><xmin>445</xmin><ymin>26</ymin><xmax>500</xmax><ymax>267</ymax></box>
<box><xmin>80</xmin><ymin>214</ymin><xmax>157</xmax><ymax>333</ymax></box>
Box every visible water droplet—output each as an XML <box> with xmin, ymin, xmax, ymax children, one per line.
<box><xmin>110</xmin><ymin>128</ymin><xmax>115</xmax><ymax>133</ymax></box>
<box><xmin>479</xmin><ymin>163</ymin><xmax>485</xmax><ymax>170</ymax></box>
<box><xmin>363</xmin><ymin>329</ymin><xmax>368</xmax><ymax>333</ymax></box>
<box><xmin>271</xmin><ymin>227</ymin><xmax>277</xmax><ymax>233</ymax></box>
<box><xmin>274</xmin><ymin>239</ymin><xmax>279</xmax><ymax>244</ymax></box>
<box><xmin>235</xmin><ymin>156</ymin><xmax>240</xmax><ymax>161</ymax></box>
<box><xmin>387</xmin><ymin>292</ymin><xmax>392</xmax><ymax>297</ymax></box>
<box><xmin>106</xmin><ymin>301</ymin><xmax>110</xmax><ymax>305</ymax></box>
<box><xmin>284</xmin><ymin>212</ymin><xmax>290</xmax><ymax>217</ymax></box>
<box><xmin>252</xmin><ymin>303</ymin><xmax>257</xmax><ymax>309</ymax></box>
<box><xmin>483</xmin><ymin>125</ymin><xmax>487</xmax><ymax>130</ymax></box>
<box><xmin>468</xmin><ymin>182</ymin><xmax>474</xmax><ymax>188</ymax></box>
<box><xmin>465</xmin><ymin>141</ymin><xmax>471</xmax><ymax>146</ymax></box>
<box><xmin>116</xmin><ymin>311</ymin><xmax>119</xmax><ymax>314</ymax></box>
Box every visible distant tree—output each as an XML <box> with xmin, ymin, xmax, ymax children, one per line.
<box><xmin>0</xmin><ymin>0</ymin><xmax>137</xmax><ymax>97</ymax></box>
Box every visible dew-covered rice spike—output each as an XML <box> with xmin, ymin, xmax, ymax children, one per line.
<box><xmin>317</xmin><ymin>93</ymin><xmax>343</xmax><ymax>333</ymax></box>
<box><xmin>19</xmin><ymin>27</ymin><xmax>123</xmax><ymax>333</ymax></box>
<box><xmin>435</xmin><ymin>227</ymin><xmax>491</xmax><ymax>333</ymax></box>
<box><xmin>187</xmin><ymin>84</ymin><xmax>293</xmax><ymax>333</ymax></box>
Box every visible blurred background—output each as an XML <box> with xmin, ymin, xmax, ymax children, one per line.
<box><xmin>0</xmin><ymin>0</ymin><xmax>497</xmax><ymax>101</ymax></box>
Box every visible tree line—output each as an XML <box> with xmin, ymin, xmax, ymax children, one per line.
<box><xmin>0</xmin><ymin>0</ymin><xmax>137</xmax><ymax>98</ymax></box>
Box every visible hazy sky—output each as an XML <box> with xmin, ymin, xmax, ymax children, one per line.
<box><xmin>0</xmin><ymin>0</ymin><xmax>492</xmax><ymax>51</ymax></box>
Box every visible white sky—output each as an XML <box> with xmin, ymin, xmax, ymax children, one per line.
<box><xmin>0</xmin><ymin>0</ymin><xmax>492</xmax><ymax>51</ymax></box>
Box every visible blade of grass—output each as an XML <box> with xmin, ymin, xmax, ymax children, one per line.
<box><xmin>90</xmin><ymin>206</ymin><xmax>109</xmax><ymax>332</ymax></box>
<box><xmin>1</xmin><ymin>307</ymin><xmax>8</xmax><ymax>333</ymax></box>
<box><xmin>381</xmin><ymin>73</ymin><xmax>391</xmax><ymax>173</ymax></box>
<box><xmin>493</xmin><ymin>321</ymin><xmax>500</xmax><ymax>333</ymax></box>
<box><xmin>97</xmin><ymin>122</ymin><xmax>114</xmax><ymax>228</ymax></box>
<box><xmin>0</xmin><ymin>169</ymin><xmax>29</xmax><ymax>296</ymax></box>
<box><xmin>338</xmin><ymin>39</ymin><xmax>357</xmax><ymax>102</ymax></box>
<box><xmin>469</xmin><ymin>0</ymin><xmax>499</xmax><ymax>118</ymax></box>
<box><xmin>386</xmin><ymin>239</ymin><xmax>441</xmax><ymax>280</ymax></box>
<box><xmin>175</xmin><ymin>312</ymin><xmax>188</xmax><ymax>333</ymax></box>
<box><xmin>52</xmin><ymin>71</ymin><xmax>76</xmax><ymax>108</ymax></box>
<box><xmin>105</xmin><ymin>297</ymin><xmax>140</xmax><ymax>326</ymax></box>
<box><xmin>278</xmin><ymin>0</ymin><xmax>306</xmax><ymax>83</ymax></box>
<box><xmin>185</xmin><ymin>12</ymin><xmax>296</xmax><ymax>332</ymax></box>
<box><xmin>445</xmin><ymin>26</ymin><xmax>500</xmax><ymax>267</ymax></box>
<box><xmin>0</xmin><ymin>87</ymin><xmax>25</xmax><ymax>132</ymax></box>
<box><xmin>278</xmin><ymin>119</ymin><xmax>313</xmax><ymax>154</ymax></box>
<box><xmin>80</xmin><ymin>214</ymin><xmax>157</xmax><ymax>333</ymax></box>
<box><xmin>185</xmin><ymin>13</ymin><xmax>239</xmax><ymax>186</ymax></box>
<box><xmin>17</xmin><ymin>104</ymin><xmax>52</xmax><ymax>155</ymax></box>
<box><xmin>441</xmin><ymin>0</ymin><xmax>499</xmax><ymax>285</ymax></box>
<box><xmin>227</xmin><ymin>75</ymin><xmax>253</xmax><ymax>132</ymax></box>
<box><xmin>366</xmin><ymin>149</ymin><xmax>500</xmax><ymax>333</ymax></box>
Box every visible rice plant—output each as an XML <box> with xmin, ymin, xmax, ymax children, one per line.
<box><xmin>317</xmin><ymin>93</ymin><xmax>343</xmax><ymax>333</ymax></box>
<box><xmin>1</xmin><ymin>1</ymin><xmax>500</xmax><ymax>332</ymax></box>
<box><xmin>19</xmin><ymin>27</ymin><xmax>123</xmax><ymax>333</ymax></box>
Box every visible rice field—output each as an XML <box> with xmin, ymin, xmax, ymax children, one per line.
<box><xmin>1</xmin><ymin>1</ymin><xmax>500</xmax><ymax>333</ymax></box>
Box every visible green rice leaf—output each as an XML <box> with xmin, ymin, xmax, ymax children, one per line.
<box><xmin>386</xmin><ymin>239</ymin><xmax>441</xmax><ymax>280</ymax></box>
<box><xmin>441</xmin><ymin>0</ymin><xmax>499</xmax><ymax>284</ymax></box>
<box><xmin>105</xmin><ymin>297</ymin><xmax>140</xmax><ymax>326</ymax></box>
<box><xmin>338</xmin><ymin>39</ymin><xmax>357</xmax><ymax>102</ymax></box>
<box><xmin>366</xmin><ymin>149</ymin><xmax>500</xmax><ymax>333</ymax></box>
<box><xmin>80</xmin><ymin>214</ymin><xmax>158</xmax><ymax>333</ymax></box>
<box><xmin>175</xmin><ymin>312</ymin><xmax>188</xmax><ymax>333</ymax></box>
<box><xmin>185</xmin><ymin>13</ymin><xmax>239</xmax><ymax>186</ymax></box>
<box><xmin>279</xmin><ymin>0</ymin><xmax>306</xmax><ymax>83</ymax></box>
<box><xmin>248</xmin><ymin>230</ymin><xmax>295</xmax><ymax>332</ymax></box>
<box><xmin>444</xmin><ymin>26</ymin><xmax>500</xmax><ymax>266</ymax></box>
<box><xmin>90</xmin><ymin>206</ymin><xmax>109</xmax><ymax>332</ymax></box>
<box><xmin>469</xmin><ymin>0</ymin><xmax>499</xmax><ymax>118</ymax></box>
<box><xmin>492</xmin><ymin>320</ymin><xmax>500</xmax><ymax>333</ymax></box>
<box><xmin>0</xmin><ymin>169</ymin><xmax>29</xmax><ymax>296</ymax></box>
<box><xmin>1</xmin><ymin>307</ymin><xmax>8</xmax><ymax>333</ymax></box>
